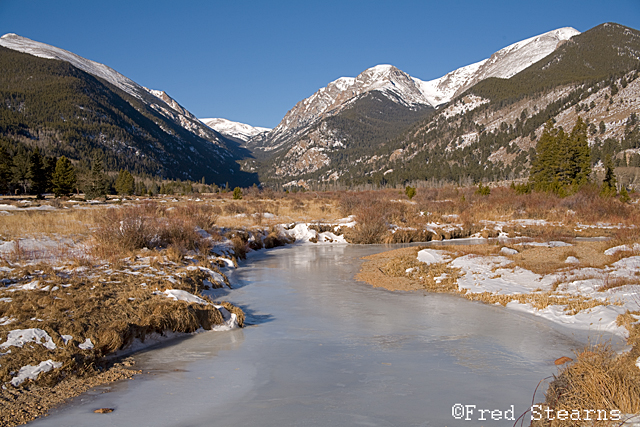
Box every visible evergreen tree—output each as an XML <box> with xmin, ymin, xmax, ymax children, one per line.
<box><xmin>84</xmin><ymin>151</ymin><xmax>108</xmax><ymax>200</ymax></box>
<box><xmin>529</xmin><ymin>118</ymin><xmax>591</xmax><ymax>195</ymax></box>
<box><xmin>600</xmin><ymin>155</ymin><xmax>618</xmax><ymax>197</ymax></box>
<box><xmin>620</xmin><ymin>186</ymin><xmax>630</xmax><ymax>203</ymax></box>
<box><xmin>115</xmin><ymin>169</ymin><xmax>135</xmax><ymax>195</ymax></box>
<box><xmin>529</xmin><ymin>120</ymin><xmax>561</xmax><ymax>191</ymax></box>
<box><xmin>149</xmin><ymin>181</ymin><xmax>159</xmax><ymax>196</ymax></box>
<box><xmin>0</xmin><ymin>147</ymin><xmax>13</xmax><ymax>194</ymax></box>
<box><xmin>51</xmin><ymin>156</ymin><xmax>77</xmax><ymax>197</ymax></box>
<box><xmin>404</xmin><ymin>185</ymin><xmax>416</xmax><ymax>200</ymax></box>
<box><xmin>569</xmin><ymin>117</ymin><xmax>591</xmax><ymax>187</ymax></box>
<box><xmin>11</xmin><ymin>148</ymin><xmax>30</xmax><ymax>194</ymax></box>
<box><xmin>27</xmin><ymin>148</ymin><xmax>47</xmax><ymax>196</ymax></box>
<box><xmin>135</xmin><ymin>180</ymin><xmax>147</xmax><ymax>196</ymax></box>
<box><xmin>44</xmin><ymin>156</ymin><xmax>57</xmax><ymax>193</ymax></box>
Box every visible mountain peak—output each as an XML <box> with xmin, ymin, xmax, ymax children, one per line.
<box><xmin>414</xmin><ymin>26</ymin><xmax>580</xmax><ymax>106</ymax></box>
<box><xmin>200</xmin><ymin>118</ymin><xmax>270</xmax><ymax>143</ymax></box>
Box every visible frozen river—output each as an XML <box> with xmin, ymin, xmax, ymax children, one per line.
<box><xmin>32</xmin><ymin>243</ymin><xmax>622</xmax><ymax>426</ymax></box>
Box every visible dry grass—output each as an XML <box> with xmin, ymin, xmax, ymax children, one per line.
<box><xmin>532</xmin><ymin>345</ymin><xmax>640</xmax><ymax>427</ymax></box>
<box><xmin>0</xmin><ymin>208</ymin><xmax>95</xmax><ymax>240</ymax></box>
<box><xmin>91</xmin><ymin>201</ymin><xmax>215</xmax><ymax>260</ymax></box>
<box><xmin>0</xmin><ymin>253</ymin><xmax>243</xmax><ymax>388</ymax></box>
<box><xmin>437</xmin><ymin>241</ymin><xmax>613</xmax><ymax>276</ymax></box>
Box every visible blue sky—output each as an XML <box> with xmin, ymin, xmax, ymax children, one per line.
<box><xmin>1</xmin><ymin>0</ymin><xmax>639</xmax><ymax>128</ymax></box>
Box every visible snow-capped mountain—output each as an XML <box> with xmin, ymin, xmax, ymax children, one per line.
<box><xmin>0</xmin><ymin>33</ymin><xmax>224</xmax><ymax>146</ymax></box>
<box><xmin>251</xmin><ymin>64</ymin><xmax>431</xmax><ymax>151</ymax></box>
<box><xmin>200</xmin><ymin>118</ymin><xmax>270</xmax><ymax>144</ymax></box>
<box><xmin>252</xmin><ymin>27</ymin><xmax>579</xmax><ymax>153</ymax></box>
<box><xmin>416</xmin><ymin>27</ymin><xmax>580</xmax><ymax>105</ymax></box>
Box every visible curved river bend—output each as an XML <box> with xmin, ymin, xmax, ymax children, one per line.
<box><xmin>32</xmin><ymin>243</ymin><xmax>621</xmax><ymax>426</ymax></box>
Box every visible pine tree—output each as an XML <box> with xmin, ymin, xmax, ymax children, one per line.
<box><xmin>404</xmin><ymin>185</ymin><xmax>416</xmax><ymax>200</ymax></box>
<box><xmin>11</xmin><ymin>148</ymin><xmax>30</xmax><ymax>194</ymax></box>
<box><xmin>135</xmin><ymin>180</ymin><xmax>147</xmax><ymax>196</ymax></box>
<box><xmin>529</xmin><ymin>120</ymin><xmax>561</xmax><ymax>191</ymax></box>
<box><xmin>0</xmin><ymin>147</ymin><xmax>13</xmax><ymax>194</ymax></box>
<box><xmin>27</xmin><ymin>148</ymin><xmax>47</xmax><ymax>196</ymax></box>
<box><xmin>600</xmin><ymin>155</ymin><xmax>617</xmax><ymax>197</ymax></box>
<box><xmin>51</xmin><ymin>156</ymin><xmax>77</xmax><ymax>197</ymax></box>
<box><xmin>569</xmin><ymin>117</ymin><xmax>591</xmax><ymax>187</ymax></box>
<box><xmin>44</xmin><ymin>156</ymin><xmax>57</xmax><ymax>193</ymax></box>
<box><xmin>84</xmin><ymin>151</ymin><xmax>108</xmax><ymax>200</ymax></box>
<box><xmin>232</xmin><ymin>187</ymin><xmax>243</xmax><ymax>200</ymax></box>
<box><xmin>529</xmin><ymin>118</ymin><xmax>591</xmax><ymax>195</ymax></box>
<box><xmin>620</xmin><ymin>186</ymin><xmax>630</xmax><ymax>203</ymax></box>
<box><xmin>149</xmin><ymin>181</ymin><xmax>159</xmax><ymax>196</ymax></box>
<box><xmin>115</xmin><ymin>169</ymin><xmax>135</xmax><ymax>195</ymax></box>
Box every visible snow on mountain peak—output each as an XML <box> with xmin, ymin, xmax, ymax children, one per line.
<box><xmin>0</xmin><ymin>33</ymin><xmax>233</xmax><ymax>148</ymax></box>
<box><xmin>0</xmin><ymin>33</ymin><xmax>143</xmax><ymax>99</ymax></box>
<box><xmin>201</xmin><ymin>118</ymin><xmax>270</xmax><ymax>143</ymax></box>
<box><xmin>415</xmin><ymin>26</ymin><xmax>580</xmax><ymax>106</ymax></box>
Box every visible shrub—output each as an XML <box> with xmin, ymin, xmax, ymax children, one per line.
<box><xmin>405</xmin><ymin>186</ymin><xmax>416</xmax><ymax>200</ymax></box>
<box><xmin>92</xmin><ymin>202</ymin><xmax>206</xmax><ymax>258</ymax></box>
<box><xmin>232</xmin><ymin>187</ymin><xmax>243</xmax><ymax>200</ymax></box>
<box><xmin>475</xmin><ymin>183</ymin><xmax>491</xmax><ymax>196</ymax></box>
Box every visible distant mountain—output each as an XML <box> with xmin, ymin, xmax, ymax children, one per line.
<box><xmin>417</xmin><ymin>27</ymin><xmax>580</xmax><ymax>106</ymax></box>
<box><xmin>0</xmin><ymin>35</ymin><xmax>258</xmax><ymax>186</ymax></box>
<box><xmin>0</xmin><ymin>34</ymin><xmax>226</xmax><ymax>146</ymax></box>
<box><xmin>200</xmin><ymin>118</ymin><xmax>270</xmax><ymax>144</ymax></box>
<box><xmin>248</xmin><ymin>27</ymin><xmax>581</xmax><ymax>187</ymax></box>
<box><xmin>331</xmin><ymin>23</ymin><xmax>640</xmax><ymax>189</ymax></box>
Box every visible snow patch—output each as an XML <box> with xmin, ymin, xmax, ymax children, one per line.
<box><xmin>0</xmin><ymin>329</ymin><xmax>56</xmax><ymax>350</ymax></box>
<box><xmin>10</xmin><ymin>360</ymin><xmax>62</xmax><ymax>386</ymax></box>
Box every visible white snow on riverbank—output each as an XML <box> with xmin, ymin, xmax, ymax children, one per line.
<box><xmin>282</xmin><ymin>223</ymin><xmax>348</xmax><ymax>244</ymax></box>
<box><xmin>416</xmin><ymin>245</ymin><xmax>640</xmax><ymax>337</ymax></box>
<box><xmin>10</xmin><ymin>360</ymin><xmax>62</xmax><ymax>386</ymax></box>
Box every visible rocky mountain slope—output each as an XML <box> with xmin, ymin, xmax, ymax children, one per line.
<box><xmin>416</xmin><ymin>27</ymin><xmax>580</xmax><ymax>106</ymax></box>
<box><xmin>331</xmin><ymin>23</ymin><xmax>640</xmax><ymax>190</ymax></box>
<box><xmin>248</xmin><ymin>27</ymin><xmax>582</xmax><ymax>187</ymax></box>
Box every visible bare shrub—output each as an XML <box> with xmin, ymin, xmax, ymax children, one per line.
<box><xmin>227</xmin><ymin>233</ymin><xmax>249</xmax><ymax>259</ymax></box>
<box><xmin>92</xmin><ymin>202</ymin><xmax>206</xmax><ymax>258</ymax></box>
<box><xmin>263</xmin><ymin>227</ymin><xmax>294</xmax><ymax>248</ymax></box>
<box><xmin>223</xmin><ymin>202</ymin><xmax>246</xmax><ymax>215</ymax></box>
<box><xmin>347</xmin><ymin>196</ymin><xmax>391</xmax><ymax>244</ymax></box>
<box><xmin>173</xmin><ymin>202</ymin><xmax>218</xmax><ymax>231</ymax></box>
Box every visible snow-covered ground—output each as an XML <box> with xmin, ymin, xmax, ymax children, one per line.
<box><xmin>415</xmin><ymin>244</ymin><xmax>640</xmax><ymax>337</ymax></box>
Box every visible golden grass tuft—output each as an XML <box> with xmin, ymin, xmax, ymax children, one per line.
<box><xmin>533</xmin><ymin>345</ymin><xmax>640</xmax><ymax>427</ymax></box>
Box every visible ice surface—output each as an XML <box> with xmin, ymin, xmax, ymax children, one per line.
<box><xmin>163</xmin><ymin>289</ymin><xmax>208</xmax><ymax>305</ymax></box>
<box><xmin>32</xmin><ymin>244</ymin><xmax>621</xmax><ymax>427</ymax></box>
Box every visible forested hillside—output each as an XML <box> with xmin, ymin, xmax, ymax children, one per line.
<box><xmin>0</xmin><ymin>46</ymin><xmax>258</xmax><ymax>192</ymax></box>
